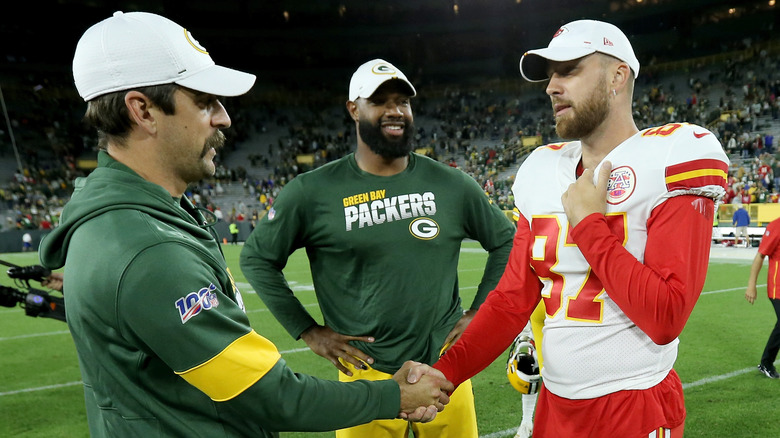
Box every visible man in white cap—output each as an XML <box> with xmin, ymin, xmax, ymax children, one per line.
<box><xmin>428</xmin><ymin>19</ymin><xmax>730</xmax><ymax>437</ymax></box>
<box><xmin>39</xmin><ymin>13</ymin><xmax>452</xmax><ymax>437</ymax></box>
<box><xmin>241</xmin><ymin>58</ymin><xmax>515</xmax><ymax>437</ymax></box>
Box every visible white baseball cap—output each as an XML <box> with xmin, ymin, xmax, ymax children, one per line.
<box><xmin>73</xmin><ymin>11</ymin><xmax>256</xmax><ymax>101</ymax></box>
<box><xmin>519</xmin><ymin>19</ymin><xmax>640</xmax><ymax>82</ymax></box>
<box><xmin>348</xmin><ymin>59</ymin><xmax>416</xmax><ymax>101</ymax></box>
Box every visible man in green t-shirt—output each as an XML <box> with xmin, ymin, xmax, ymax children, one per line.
<box><xmin>241</xmin><ymin>59</ymin><xmax>515</xmax><ymax>438</ymax></box>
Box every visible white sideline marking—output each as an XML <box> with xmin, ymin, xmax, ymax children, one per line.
<box><xmin>480</xmin><ymin>428</ymin><xmax>517</xmax><ymax>438</ymax></box>
<box><xmin>682</xmin><ymin>365</ymin><xmax>764</xmax><ymax>389</ymax></box>
<box><xmin>0</xmin><ymin>330</ymin><xmax>70</xmax><ymax>341</ymax></box>
<box><xmin>237</xmin><ymin>281</ymin><xmax>316</xmax><ymax>294</ymax></box>
<box><xmin>235</xmin><ymin>281</ymin><xmax>253</xmax><ymax>291</ymax></box>
<box><xmin>0</xmin><ymin>381</ymin><xmax>82</xmax><ymax>396</ymax></box>
<box><xmin>245</xmin><ymin>302</ymin><xmax>318</xmax><ymax>314</ymax></box>
<box><xmin>701</xmin><ymin>285</ymin><xmax>763</xmax><ymax>296</ymax></box>
<box><xmin>281</xmin><ymin>347</ymin><xmax>312</xmax><ymax>354</ymax></box>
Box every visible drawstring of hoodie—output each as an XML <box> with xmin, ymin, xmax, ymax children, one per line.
<box><xmin>196</xmin><ymin>207</ymin><xmax>219</xmax><ymax>230</ymax></box>
<box><xmin>178</xmin><ymin>197</ymin><xmax>223</xmax><ymax>250</ymax></box>
<box><xmin>195</xmin><ymin>206</ymin><xmax>227</xmax><ymax>257</ymax></box>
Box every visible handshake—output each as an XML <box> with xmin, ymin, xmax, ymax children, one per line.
<box><xmin>392</xmin><ymin>361</ymin><xmax>455</xmax><ymax>423</ymax></box>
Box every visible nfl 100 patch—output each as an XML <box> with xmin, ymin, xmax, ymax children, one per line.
<box><xmin>175</xmin><ymin>283</ymin><xmax>220</xmax><ymax>324</ymax></box>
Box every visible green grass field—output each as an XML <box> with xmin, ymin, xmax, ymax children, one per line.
<box><xmin>1</xmin><ymin>243</ymin><xmax>777</xmax><ymax>437</ymax></box>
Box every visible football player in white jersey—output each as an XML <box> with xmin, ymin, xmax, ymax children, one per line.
<box><xmin>424</xmin><ymin>19</ymin><xmax>729</xmax><ymax>438</ymax></box>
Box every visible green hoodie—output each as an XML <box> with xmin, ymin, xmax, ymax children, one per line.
<box><xmin>40</xmin><ymin>151</ymin><xmax>400</xmax><ymax>437</ymax></box>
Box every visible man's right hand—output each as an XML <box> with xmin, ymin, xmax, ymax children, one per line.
<box><xmin>745</xmin><ymin>285</ymin><xmax>758</xmax><ymax>304</ymax></box>
<box><xmin>393</xmin><ymin>361</ymin><xmax>454</xmax><ymax>422</ymax></box>
<box><xmin>41</xmin><ymin>272</ymin><xmax>64</xmax><ymax>292</ymax></box>
<box><xmin>300</xmin><ymin>324</ymin><xmax>374</xmax><ymax>376</ymax></box>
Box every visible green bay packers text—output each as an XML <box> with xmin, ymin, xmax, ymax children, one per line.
<box><xmin>344</xmin><ymin>191</ymin><xmax>436</xmax><ymax>231</ymax></box>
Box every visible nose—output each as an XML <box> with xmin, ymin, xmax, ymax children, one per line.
<box><xmin>384</xmin><ymin>101</ymin><xmax>404</xmax><ymax>117</ymax></box>
<box><xmin>545</xmin><ymin>76</ymin><xmax>561</xmax><ymax>97</ymax></box>
<box><xmin>384</xmin><ymin>97</ymin><xmax>408</xmax><ymax>117</ymax></box>
<box><xmin>212</xmin><ymin>100</ymin><xmax>232</xmax><ymax>129</ymax></box>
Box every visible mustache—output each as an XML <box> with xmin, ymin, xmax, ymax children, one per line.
<box><xmin>381</xmin><ymin>116</ymin><xmax>406</xmax><ymax>125</ymax></box>
<box><xmin>202</xmin><ymin>130</ymin><xmax>226</xmax><ymax>157</ymax></box>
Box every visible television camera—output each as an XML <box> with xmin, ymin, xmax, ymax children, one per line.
<box><xmin>0</xmin><ymin>259</ymin><xmax>65</xmax><ymax>322</ymax></box>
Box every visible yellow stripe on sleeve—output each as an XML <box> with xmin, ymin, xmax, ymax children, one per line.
<box><xmin>664</xmin><ymin>168</ymin><xmax>728</xmax><ymax>184</ymax></box>
<box><xmin>176</xmin><ymin>330</ymin><xmax>282</xmax><ymax>401</ymax></box>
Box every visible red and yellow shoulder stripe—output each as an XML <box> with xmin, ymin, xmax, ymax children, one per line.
<box><xmin>665</xmin><ymin>159</ymin><xmax>728</xmax><ymax>191</ymax></box>
<box><xmin>540</xmin><ymin>142</ymin><xmax>570</xmax><ymax>151</ymax></box>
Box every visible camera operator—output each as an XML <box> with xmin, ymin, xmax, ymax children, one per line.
<box><xmin>40</xmin><ymin>272</ymin><xmax>63</xmax><ymax>292</ymax></box>
<box><xmin>0</xmin><ymin>262</ymin><xmax>66</xmax><ymax>322</ymax></box>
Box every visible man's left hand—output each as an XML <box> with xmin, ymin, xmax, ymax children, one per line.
<box><xmin>441</xmin><ymin>309</ymin><xmax>476</xmax><ymax>354</ymax></box>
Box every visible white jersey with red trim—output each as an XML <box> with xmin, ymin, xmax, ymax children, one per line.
<box><xmin>512</xmin><ymin>122</ymin><xmax>728</xmax><ymax>399</ymax></box>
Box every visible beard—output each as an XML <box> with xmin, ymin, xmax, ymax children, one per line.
<box><xmin>358</xmin><ymin>116</ymin><xmax>415</xmax><ymax>159</ymax></box>
<box><xmin>554</xmin><ymin>76</ymin><xmax>610</xmax><ymax>140</ymax></box>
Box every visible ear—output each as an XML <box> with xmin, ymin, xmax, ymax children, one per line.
<box><xmin>611</xmin><ymin>62</ymin><xmax>631</xmax><ymax>94</ymax></box>
<box><xmin>346</xmin><ymin>100</ymin><xmax>359</xmax><ymax>122</ymax></box>
<box><xmin>125</xmin><ymin>91</ymin><xmax>157</xmax><ymax>134</ymax></box>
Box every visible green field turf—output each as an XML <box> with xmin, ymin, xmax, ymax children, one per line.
<box><xmin>0</xmin><ymin>243</ymin><xmax>777</xmax><ymax>437</ymax></box>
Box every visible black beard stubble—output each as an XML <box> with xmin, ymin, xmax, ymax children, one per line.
<box><xmin>358</xmin><ymin>117</ymin><xmax>415</xmax><ymax>159</ymax></box>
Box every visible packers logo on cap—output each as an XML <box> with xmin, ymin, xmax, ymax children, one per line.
<box><xmin>372</xmin><ymin>64</ymin><xmax>397</xmax><ymax>75</ymax></box>
<box><xmin>184</xmin><ymin>29</ymin><xmax>208</xmax><ymax>54</ymax></box>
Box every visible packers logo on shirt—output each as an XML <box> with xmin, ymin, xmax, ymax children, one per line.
<box><xmin>409</xmin><ymin>217</ymin><xmax>439</xmax><ymax>240</ymax></box>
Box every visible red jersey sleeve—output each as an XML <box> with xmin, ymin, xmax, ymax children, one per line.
<box><xmin>758</xmin><ymin>220</ymin><xmax>780</xmax><ymax>299</ymax></box>
<box><xmin>569</xmin><ymin>194</ymin><xmax>713</xmax><ymax>345</ymax></box>
<box><xmin>758</xmin><ymin>220</ymin><xmax>780</xmax><ymax>257</ymax></box>
<box><xmin>433</xmin><ymin>215</ymin><xmax>542</xmax><ymax>387</ymax></box>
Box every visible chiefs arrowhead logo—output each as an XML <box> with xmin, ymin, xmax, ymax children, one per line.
<box><xmin>607</xmin><ymin>166</ymin><xmax>636</xmax><ymax>205</ymax></box>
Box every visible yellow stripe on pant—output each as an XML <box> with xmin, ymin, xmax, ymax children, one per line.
<box><xmin>336</xmin><ymin>360</ymin><xmax>478</xmax><ymax>438</ymax></box>
<box><xmin>530</xmin><ymin>300</ymin><xmax>546</xmax><ymax>368</ymax></box>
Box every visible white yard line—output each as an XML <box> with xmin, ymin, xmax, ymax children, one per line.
<box><xmin>0</xmin><ymin>381</ymin><xmax>82</xmax><ymax>396</ymax></box>
<box><xmin>480</xmin><ymin>428</ymin><xmax>518</xmax><ymax>438</ymax></box>
<box><xmin>0</xmin><ymin>330</ymin><xmax>70</xmax><ymax>341</ymax></box>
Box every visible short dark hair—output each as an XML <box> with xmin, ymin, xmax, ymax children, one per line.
<box><xmin>84</xmin><ymin>83</ymin><xmax>178</xmax><ymax>150</ymax></box>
